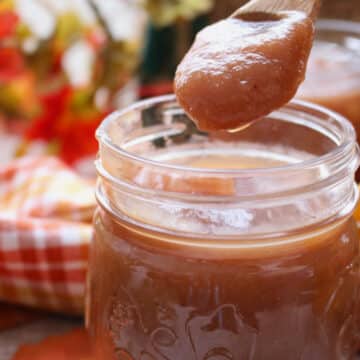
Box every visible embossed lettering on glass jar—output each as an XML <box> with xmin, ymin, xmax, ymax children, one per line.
<box><xmin>89</xmin><ymin>95</ymin><xmax>360</xmax><ymax>360</ymax></box>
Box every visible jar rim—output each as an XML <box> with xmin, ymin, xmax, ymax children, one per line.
<box><xmin>96</xmin><ymin>94</ymin><xmax>357</xmax><ymax>179</ymax></box>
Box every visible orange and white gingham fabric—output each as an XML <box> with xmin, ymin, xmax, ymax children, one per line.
<box><xmin>0</xmin><ymin>156</ymin><xmax>95</xmax><ymax>315</ymax></box>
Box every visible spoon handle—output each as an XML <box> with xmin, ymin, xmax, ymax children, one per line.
<box><xmin>232</xmin><ymin>0</ymin><xmax>320</xmax><ymax>19</ymax></box>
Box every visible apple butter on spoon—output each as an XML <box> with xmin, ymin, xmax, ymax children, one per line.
<box><xmin>174</xmin><ymin>0</ymin><xmax>319</xmax><ymax>132</ymax></box>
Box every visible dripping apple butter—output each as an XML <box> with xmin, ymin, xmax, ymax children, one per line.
<box><xmin>89</xmin><ymin>97</ymin><xmax>360</xmax><ymax>359</ymax></box>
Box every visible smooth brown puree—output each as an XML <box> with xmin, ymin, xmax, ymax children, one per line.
<box><xmin>175</xmin><ymin>11</ymin><xmax>314</xmax><ymax>131</ymax></box>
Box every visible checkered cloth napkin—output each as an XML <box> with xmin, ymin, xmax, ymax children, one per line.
<box><xmin>0</xmin><ymin>156</ymin><xmax>95</xmax><ymax>315</ymax></box>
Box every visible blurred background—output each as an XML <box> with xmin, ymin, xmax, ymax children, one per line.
<box><xmin>0</xmin><ymin>1</ymin><xmax>359</xmax><ymax>359</ymax></box>
<box><xmin>0</xmin><ymin>0</ymin><xmax>359</xmax><ymax>174</ymax></box>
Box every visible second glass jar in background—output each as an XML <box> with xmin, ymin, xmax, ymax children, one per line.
<box><xmin>297</xmin><ymin>19</ymin><xmax>360</xmax><ymax>140</ymax></box>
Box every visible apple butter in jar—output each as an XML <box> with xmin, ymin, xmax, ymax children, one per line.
<box><xmin>88</xmin><ymin>95</ymin><xmax>360</xmax><ymax>359</ymax></box>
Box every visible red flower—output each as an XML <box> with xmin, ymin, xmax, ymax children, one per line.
<box><xmin>26</xmin><ymin>86</ymin><xmax>106</xmax><ymax>164</ymax></box>
<box><xmin>0</xmin><ymin>11</ymin><xmax>19</xmax><ymax>39</ymax></box>
<box><xmin>26</xmin><ymin>87</ymin><xmax>72</xmax><ymax>140</ymax></box>
<box><xmin>0</xmin><ymin>47</ymin><xmax>24</xmax><ymax>81</ymax></box>
<box><xmin>57</xmin><ymin>112</ymin><xmax>104</xmax><ymax>164</ymax></box>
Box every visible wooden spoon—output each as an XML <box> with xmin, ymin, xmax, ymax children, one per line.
<box><xmin>232</xmin><ymin>0</ymin><xmax>321</xmax><ymax>20</ymax></box>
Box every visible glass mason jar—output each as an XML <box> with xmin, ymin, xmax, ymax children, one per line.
<box><xmin>89</xmin><ymin>95</ymin><xmax>360</xmax><ymax>359</ymax></box>
<box><xmin>296</xmin><ymin>20</ymin><xmax>360</xmax><ymax>141</ymax></box>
